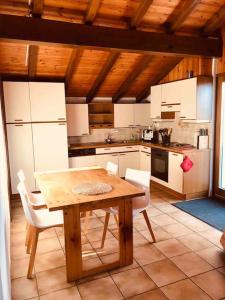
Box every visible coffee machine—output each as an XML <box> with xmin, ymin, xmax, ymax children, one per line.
<box><xmin>141</xmin><ymin>129</ymin><xmax>153</xmax><ymax>142</ymax></box>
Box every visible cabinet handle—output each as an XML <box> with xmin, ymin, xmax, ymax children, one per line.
<box><xmin>120</xmin><ymin>153</ymin><xmax>126</xmax><ymax>156</ymax></box>
<box><xmin>180</xmin><ymin>116</ymin><xmax>186</xmax><ymax>119</ymax></box>
<box><xmin>14</xmin><ymin>119</ymin><xmax>23</xmax><ymax>122</ymax></box>
<box><xmin>15</xmin><ymin>124</ymin><xmax>23</xmax><ymax>126</ymax></box>
<box><xmin>126</xmin><ymin>146</ymin><xmax>133</xmax><ymax>149</ymax></box>
<box><xmin>58</xmin><ymin>118</ymin><xmax>65</xmax><ymax>120</ymax></box>
<box><xmin>135</xmin><ymin>124</ymin><xmax>141</xmax><ymax>126</ymax></box>
<box><xmin>146</xmin><ymin>154</ymin><xmax>151</xmax><ymax>156</ymax></box>
<box><xmin>162</xmin><ymin>101</ymin><xmax>166</xmax><ymax>104</ymax></box>
<box><xmin>172</xmin><ymin>153</ymin><xmax>178</xmax><ymax>156</ymax></box>
<box><xmin>168</xmin><ymin>105</ymin><xmax>172</xmax><ymax>108</ymax></box>
<box><xmin>104</xmin><ymin>148</ymin><xmax>111</xmax><ymax>150</ymax></box>
<box><xmin>82</xmin><ymin>133</ymin><xmax>89</xmax><ymax>136</ymax></box>
<box><xmin>112</xmin><ymin>154</ymin><xmax>118</xmax><ymax>156</ymax></box>
<box><xmin>58</xmin><ymin>123</ymin><xmax>66</xmax><ymax>125</ymax></box>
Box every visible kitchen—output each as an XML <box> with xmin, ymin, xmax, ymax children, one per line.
<box><xmin>0</xmin><ymin>1</ymin><xmax>225</xmax><ymax>300</ymax></box>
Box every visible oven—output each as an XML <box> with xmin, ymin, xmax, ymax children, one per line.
<box><xmin>151</xmin><ymin>148</ymin><xmax>168</xmax><ymax>182</ymax></box>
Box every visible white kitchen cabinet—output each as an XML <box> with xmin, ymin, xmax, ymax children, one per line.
<box><xmin>180</xmin><ymin>78</ymin><xmax>197</xmax><ymax>120</ymax></box>
<box><xmin>168</xmin><ymin>152</ymin><xmax>183</xmax><ymax>193</ymax></box>
<box><xmin>32</xmin><ymin>122</ymin><xmax>68</xmax><ymax>172</ymax></box>
<box><xmin>161</xmin><ymin>81</ymin><xmax>181</xmax><ymax>105</ymax></box>
<box><xmin>95</xmin><ymin>154</ymin><xmax>119</xmax><ymax>170</ymax></box>
<box><xmin>118</xmin><ymin>152</ymin><xmax>139</xmax><ymax>177</ymax></box>
<box><xmin>66</xmin><ymin>104</ymin><xmax>89</xmax><ymax>136</ymax></box>
<box><xmin>140</xmin><ymin>152</ymin><xmax>151</xmax><ymax>172</ymax></box>
<box><xmin>69</xmin><ymin>156</ymin><xmax>96</xmax><ymax>168</ymax></box>
<box><xmin>3</xmin><ymin>82</ymin><xmax>31</xmax><ymax>123</ymax></box>
<box><xmin>7</xmin><ymin>124</ymin><xmax>35</xmax><ymax>193</ymax></box>
<box><xmin>114</xmin><ymin>104</ymin><xmax>134</xmax><ymax>127</ymax></box>
<box><xmin>133</xmin><ymin>103</ymin><xmax>150</xmax><ymax>126</ymax></box>
<box><xmin>150</xmin><ymin>85</ymin><xmax>161</xmax><ymax>119</ymax></box>
<box><xmin>29</xmin><ymin>82</ymin><xmax>66</xmax><ymax>122</ymax></box>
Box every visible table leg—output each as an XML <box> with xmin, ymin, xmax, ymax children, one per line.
<box><xmin>118</xmin><ymin>198</ymin><xmax>133</xmax><ymax>266</ymax></box>
<box><xmin>63</xmin><ymin>206</ymin><xmax>82</xmax><ymax>282</ymax></box>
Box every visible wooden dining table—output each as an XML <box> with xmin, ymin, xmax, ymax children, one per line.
<box><xmin>35</xmin><ymin>167</ymin><xmax>145</xmax><ymax>282</ymax></box>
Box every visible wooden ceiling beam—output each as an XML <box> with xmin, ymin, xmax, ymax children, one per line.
<box><xmin>130</xmin><ymin>0</ymin><xmax>154</xmax><ymax>29</ymax></box>
<box><xmin>202</xmin><ymin>4</ymin><xmax>225</xmax><ymax>36</ymax></box>
<box><xmin>65</xmin><ymin>48</ymin><xmax>83</xmax><ymax>90</ymax></box>
<box><xmin>31</xmin><ymin>0</ymin><xmax>44</xmax><ymax>17</ymax></box>
<box><xmin>28</xmin><ymin>45</ymin><xmax>38</xmax><ymax>78</ymax></box>
<box><xmin>166</xmin><ymin>0</ymin><xmax>200</xmax><ymax>33</ymax></box>
<box><xmin>86</xmin><ymin>51</ymin><xmax>119</xmax><ymax>103</ymax></box>
<box><xmin>0</xmin><ymin>14</ymin><xmax>222</xmax><ymax>57</ymax></box>
<box><xmin>136</xmin><ymin>57</ymin><xmax>183</xmax><ymax>102</ymax></box>
<box><xmin>112</xmin><ymin>55</ymin><xmax>153</xmax><ymax>103</ymax></box>
<box><xmin>85</xmin><ymin>0</ymin><xmax>101</xmax><ymax>24</ymax></box>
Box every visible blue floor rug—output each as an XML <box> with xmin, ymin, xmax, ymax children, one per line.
<box><xmin>173</xmin><ymin>198</ymin><xmax>225</xmax><ymax>232</ymax></box>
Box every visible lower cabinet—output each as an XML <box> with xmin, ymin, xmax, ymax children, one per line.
<box><xmin>69</xmin><ymin>155</ymin><xmax>96</xmax><ymax>168</ymax></box>
<box><xmin>168</xmin><ymin>152</ymin><xmax>183</xmax><ymax>193</ymax></box>
<box><xmin>95</xmin><ymin>154</ymin><xmax>119</xmax><ymax>169</ymax></box>
<box><xmin>140</xmin><ymin>152</ymin><xmax>151</xmax><ymax>172</ymax></box>
<box><xmin>118</xmin><ymin>152</ymin><xmax>139</xmax><ymax>177</ymax></box>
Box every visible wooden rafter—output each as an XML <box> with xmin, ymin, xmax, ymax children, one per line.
<box><xmin>112</xmin><ymin>55</ymin><xmax>153</xmax><ymax>103</ymax></box>
<box><xmin>130</xmin><ymin>0</ymin><xmax>154</xmax><ymax>29</ymax></box>
<box><xmin>0</xmin><ymin>14</ymin><xmax>222</xmax><ymax>57</ymax></box>
<box><xmin>136</xmin><ymin>57</ymin><xmax>183</xmax><ymax>102</ymax></box>
<box><xmin>65</xmin><ymin>48</ymin><xmax>83</xmax><ymax>90</ymax></box>
<box><xmin>32</xmin><ymin>0</ymin><xmax>44</xmax><ymax>17</ymax></box>
<box><xmin>86</xmin><ymin>51</ymin><xmax>119</xmax><ymax>102</ymax></box>
<box><xmin>203</xmin><ymin>4</ymin><xmax>225</xmax><ymax>36</ymax></box>
<box><xmin>28</xmin><ymin>45</ymin><xmax>38</xmax><ymax>78</ymax></box>
<box><xmin>166</xmin><ymin>0</ymin><xmax>200</xmax><ymax>32</ymax></box>
<box><xmin>85</xmin><ymin>0</ymin><xmax>101</xmax><ymax>24</ymax></box>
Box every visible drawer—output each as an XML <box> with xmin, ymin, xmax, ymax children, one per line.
<box><xmin>161</xmin><ymin>104</ymin><xmax>180</xmax><ymax>112</ymax></box>
<box><xmin>140</xmin><ymin>145</ymin><xmax>151</xmax><ymax>153</ymax></box>
<box><xmin>96</xmin><ymin>145</ymin><xmax>139</xmax><ymax>154</ymax></box>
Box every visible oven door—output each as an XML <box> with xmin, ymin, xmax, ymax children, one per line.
<box><xmin>151</xmin><ymin>148</ymin><xmax>168</xmax><ymax>182</ymax></box>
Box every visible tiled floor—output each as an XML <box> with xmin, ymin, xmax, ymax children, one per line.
<box><xmin>11</xmin><ymin>186</ymin><xmax>225</xmax><ymax>300</ymax></box>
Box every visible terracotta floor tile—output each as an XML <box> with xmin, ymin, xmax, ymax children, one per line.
<box><xmin>199</xmin><ymin>228</ymin><xmax>223</xmax><ymax>247</ymax></box>
<box><xmin>35</xmin><ymin>249</ymin><xmax>66</xmax><ymax>272</ymax></box>
<box><xmin>36</xmin><ymin>266</ymin><xmax>73</xmax><ymax>295</ymax></box>
<box><xmin>134</xmin><ymin>217</ymin><xmax>157</xmax><ymax>231</ymax></box>
<box><xmin>161</xmin><ymin>278</ymin><xmax>211</xmax><ymax>300</ymax></box>
<box><xmin>11</xmin><ymin>257</ymin><xmax>30</xmax><ymax>279</ymax></box>
<box><xmin>171</xmin><ymin>252</ymin><xmax>213</xmax><ymax>277</ymax></box>
<box><xmin>108</xmin><ymin>255</ymin><xmax>139</xmax><ymax>274</ymax></box>
<box><xmin>157</xmin><ymin>203</ymin><xmax>181</xmax><ymax>214</ymax></box>
<box><xmin>218</xmin><ymin>266</ymin><xmax>225</xmax><ymax>275</ymax></box>
<box><xmin>146</xmin><ymin>207</ymin><xmax>164</xmax><ymax>217</ymax></box>
<box><xmin>134</xmin><ymin>244</ymin><xmax>165</xmax><ymax>266</ymax></box>
<box><xmin>39</xmin><ymin>286</ymin><xmax>81</xmax><ymax>300</ymax></box>
<box><xmin>78</xmin><ymin>276</ymin><xmax>123</xmax><ymax>300</ymax></box>
<box><xmin>162</xmin><ymin>223</ymin><xmax>193</xmax><ymax>238</ymax></box>
<box><xmin>11</xmin><ymin>220</ymin><xmax>27</xmax><ymax>234</ymax></box>
<box><xmin>128</xmin><ymin>288</ymin><xmax>168</xmax><ymax>300</ymax></box>
<box><xmin>197</xmin><ymin>246</ymin><xmax>225</xmax><ymax>268</ymax></box>
<box><xmin>85</xmin><ymin>227</ymin><xmax>113</xmax><ymax>243</ymax></box>
<box><xmin>82</xmin><ymin>243</ymin><xmax>98</xmax><ymax>261</ymax></box>
<box><xmin>133</xmin><ymin>232</ymin><xmax>150</xmax><ymax>247</ymax></box>
<box><xmin>91</xmin><ymin>237</ymin><xmax>119</xmax><ymax>256</ymax></box>
<box><xmin>11</xmin><ymin>276</ymin><xmax>38</xmax><ymax>300</ymax></box>
<box><xmin>81</xmin><ymin>217</ymin><xmax>104</xmax><ymax>231</ymax></box>
<box><xmin>155</xmin><ymin>238</ymin><xmax>190</xmax><ymax>258</ymax></box>
<box><xmin>37</xmin><ymin>237</ymin><xmax>62</xmax><ymax>254</ymax></box>
<box><xmin>112</xmin><ymin>267</ymin><xmax>156</xmax><ymax>298</ymax></box>
<box><xmin>99</xmin><ymin>252</ymin><xmax>120</xmax><ymax>265</ymax></box>
<box><xmin>11</xmin><ymin>243</ymin><xmax>29</xmax><ymax>259</ymax></box>
<box><xmin>143</xmin><ymin>259</ymin><xmax>186</xmax><ymax>287</ymax></box>
<box><xmin>39</xmin><ymin>228</ymin><xmax>57</xmax><ymax>240</ymax></box>
<box><xmin>192</xmin><ymin>269</ymin><xmax>225</xmax><ymax>300</ymax></box>
<box><xmin>11</xmin><ymin>231</ymin><xmax>26</xmax><ymax>247</ymax></box>
<box><xmin>177</xmin><ymin>233</ymin><xmax>213</xmax><ymax>251</ymax></box>
<box><xmin>82</xmin><ymin>256</ymin><xmax>103</xmax><ymax>271</ymax></box>
<box><xmin>140</xmin><ymin>227</ymin><xmax>171</xmax><ymax>242</ymax></box>
<box><xmin>151</xmin><ymin>214</ymin><xmax>177</xmax><ymax>227</ymax></box>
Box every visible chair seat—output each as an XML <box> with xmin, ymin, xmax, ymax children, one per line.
<box><xmin>30</xmin><ymin>192</ymin><xmax>46</xmax><ymax>206</ymax></box>
<box><xmin>33</xmin><ymin>209</ymin><xmax>63</xmax><ymax>229</ymax></box>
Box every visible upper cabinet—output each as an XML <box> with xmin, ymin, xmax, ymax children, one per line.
<box><xmin>114</xmin><ymin>104</ymin><xmax>134</xmax><ymax>127</ymax></box>
<box><xmin>133</xmin><ymin>103</ymin><xmax>150</xmax><ymax>126</ymax></box>
<box><xmin>29</xmin><ymin>82</ymin><xmax>66</xmax><ymax>122</ymax></box>
<box><xmin>179</xmin><ymin>77</ymin><xmax>213</xmax><ymax>121</ymax></box>
<box><xmin>66</xmin><ymin>104</ymin><xmax>89</xmax><ymax>136</ymax></box>
<box><xmin>4</xmin><ymin>82</ymin><xmax>31</xmax><ymax>123</ymax></box>
<box><xmin>161</xmin><ymin>81</ymin><xmax>181</xmax><ymax>105</ymax></box>
<box><xmin>150</xmin><ymin>85</ymin><xmax>161</xmax><ymax>119</ymax></box>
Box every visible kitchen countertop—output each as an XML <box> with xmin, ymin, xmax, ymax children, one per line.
<box><xmin>69</xmin><ymin>141</ymin><xmax>201</xmax><ymax>154</ymax></box>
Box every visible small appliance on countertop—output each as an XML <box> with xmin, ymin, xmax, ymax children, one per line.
<box><xmin>142</xmin><ymin>129</ymin><xmax>153</xmax><ymax>142</ymax></box>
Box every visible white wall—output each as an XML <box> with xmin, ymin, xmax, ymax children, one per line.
<box><xmin>0</xmin><ymin>94</ymin><xmax>11</xmax><ymax>300</ymax></box>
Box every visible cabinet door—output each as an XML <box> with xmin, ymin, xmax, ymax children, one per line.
<box><xmin>66</xmin><ymin>104</ymin><xmax>89</xmax><ymax>136</ymax></box>
<box><xmin>180</xmin><ymin>78</ymin><xmax>197</xmax><ymax>120</ymax></box>
<box><xmin>114</xmin><ymin>104</ymin><xmax>134</xmax><ymax>127</ymax></box>
<box><xmin>134</xmin><ymin>103</ymin><xmax>150</xmax><ymax>126</ymax></box>
<box><xmin>140</xmin><ymin>152</ymin><xmax>151</xmax><ymax>172</ymax></box>
<box><xmin>7</xmin><ymin>124</ymin><xmax>35</xmax><ymax>194</ymax></box>
<box><xmin>71</xmin><ymin>156</ymin><xmax>96</xmax><ymax>168</ymax></box>
<box><xmin>118</xmin><ymin>152</ymin><xmax>140</xmax><ymax>177</ymax></box>
<box><xmin>32</xmin><ymin>123</ymin><xmax>68</xmax><ymax>172</ymax></box>
<box><xmin>168</xmin><ymin>152</ymin><xmax>183</xmax><ymax>193</ymax></box>
<box><xmin>95</xmin><ymin>154</ymin><xmax>119</xmax><ymax>169</ymax></box>
<box><xmin>150</xmin><ymin>85</ymin><xmax>161</xmax><ymax>119</ymax></box>
<box><xmin>3</xmin><ymin>82</ymin><xmax>31</xmax><ymax>123</ymax></box>
<box><xmin>29</xmin><ymin>82</ymin><xmax>66</xmax><ymax>122</ymax></box>
<box><xmin>161</xmin><ymin>81</ymin><xmax>181</xmax><ymax>105</ymax></box>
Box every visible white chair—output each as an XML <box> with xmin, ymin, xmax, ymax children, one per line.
<box><xmin>17</xmin><ymin>170</ymin><xmax>46</xmax><ymax>208</ymax></box>
<box><xmin>101</xmin><ymin>168</ymin><xmax>156</xmax><ymax>248</ymax></box>
<box><xmin>17</xmin><ymin>182</ymin><xmax>63</xmax><ymax>279</ymax></box>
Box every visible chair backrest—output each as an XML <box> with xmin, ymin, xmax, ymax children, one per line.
<box><xmin>125</xmin><ymin>168</ymin><xmax>150</xmax><ymax>188</ymax></box>
<box><xmin>17</xmin><ymin>182</ymin><xmax>36</xmax><ymax>227</ymax></box>
<box><xmin>106</xmin><ymin>161</ymin><xmax>118</xmax><ymax>175</ymax></box>
<box><xmin>17</xmin><ymin>169</ymin><xmax>26</xmax><ymax>182</ymax></box>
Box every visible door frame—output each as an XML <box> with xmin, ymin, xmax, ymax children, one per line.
<box><xmin>213</xmin><ymin>75</ymin><xmax>225</xmax><ymax>200</ymax></box>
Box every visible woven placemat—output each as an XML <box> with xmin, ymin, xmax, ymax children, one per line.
<box><xmin>72</xmin><ymin>182</ymin><xmax>112</xmax><ymax>195</ymax></box>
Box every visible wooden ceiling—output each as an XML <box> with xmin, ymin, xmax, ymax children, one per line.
<box><xmin>0</xmin><ymin>0</ymin><xmax>225</xmax><ymax>101</ymax></box>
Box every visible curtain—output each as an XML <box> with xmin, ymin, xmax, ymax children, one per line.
<box><xmin>0</xmin><ymin>85</ymin><xmax>11</xmax><ymax>299</ymax></box>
